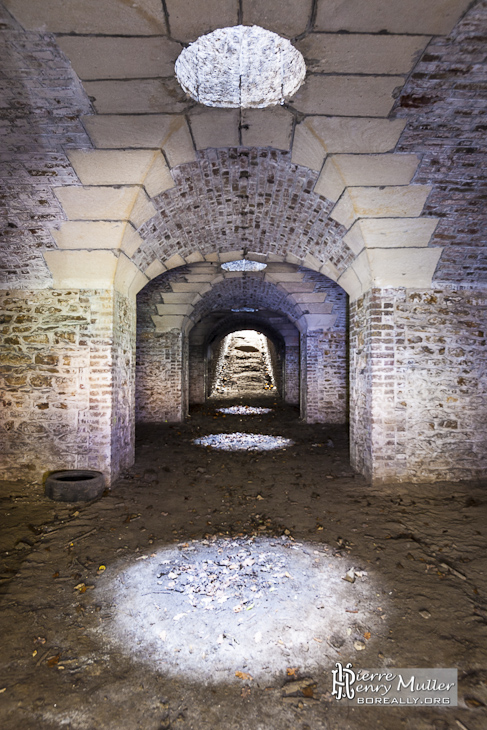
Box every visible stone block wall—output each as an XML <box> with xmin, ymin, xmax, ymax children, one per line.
<box><xmin>298</xmin><ymin>268</ymin><xmax>348</xmax><ymax>424</ymax></box>
<box><xmin>0</xmin><ymin>288</ymin><xmax>134</xmax><ymax>484</ymax></box>
<box><xmin>303</xmin><ymin>329</ymin><xmax>348</xmax><ymax>424</ymax></box>
<box><xmin>188</xmin><ymin>343</ymin><xmax>206</xmax><ymax>404</ymax></box>
<box><xmin>111</xmin><ymin>291</ymin><xmax>136</xmax><ymax>477</ymax></box>
<box><xmin>350</xmin><ymin>287</ymin><xmax>487</xmax><ymax>483</ymax></box>
<box><xmin>301</xmin><ymin>328</ymin><xmax>348</xmax><ymax>423</ymax></box>
<box><xmin>135</xmin><ymin>277</ymin><xmax>187</xmax><ymax>423</ymax></box>
<box><xmin>135</xmin><ymin>329</ymin><xmax>185</xmax><ymax>423</ymax></box>
<box><xmin>284</xmin><ymin>345</ymin><xmax>300</xmax><ymax>405</ymax></box>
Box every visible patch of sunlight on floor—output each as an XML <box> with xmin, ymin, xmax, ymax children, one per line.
<box><xmin>193</xmin><ymin>433</ymin><xmax>292</xmax><ymax>451</ymax></box>
<box><xmin>103</xmin><ymin>536</ymin><xmax>383</xmax><ymax>683</ymax></box>
<box><xmin>216</xmin><ymin>406</ymin><xmax>273</xmax><ymax>415</ymax></box>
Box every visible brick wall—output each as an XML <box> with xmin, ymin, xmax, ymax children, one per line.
<box><xmin>111</xmin><ymin>291</ymin><xmax>136</xmax><ymax>477</ymax></box>
<box><xmin>303</xmin><ymin>330</ymin><xmax>348</xmax><ymax>424</ymax></box>
<box><xmin>0</xmin><ymin>288</ymin><xmax>133</xmax><ymax>484</ymax></box>
<box><xmin>350</xmin><ymin>287</ymin><xmax>487</xmax><ymax>483</ymax></box>
<box><xmin>135</xmin><ymin>329</ymin><xmax>185</xmax><ymax>423</ymax></box>
<box><xmin>394</xmin><ymin>0</ymin><xmax>487</xmax><ymax>284</ymax></box>
<box><xmin>136</xmin><ymin>148</ymin><xmax>352</xmax><ymax>275</ymax></box>
<box><xmin>284</xmin><ymin>345</ymin><xmax>300</xmax><ymax>405</ymax></box>
<box><xmin>188</xmin><ymin>342</ymin><xmax>206</xmax><ymax>404</ymax></box>
<box><xmin>135</xmin><ymin>285</ymin><xmax>186</xmax><ymax>422</ymax></box>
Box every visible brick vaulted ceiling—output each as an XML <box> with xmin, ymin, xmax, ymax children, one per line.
<box><xmin>0</xmin><ymin>0</ymin><xmax>486</xmax><ymax>295</ymax></box>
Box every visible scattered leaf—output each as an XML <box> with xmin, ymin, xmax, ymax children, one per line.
<box><xmin>235</xmin><ymin>671</ymin><xmax>253</xmax><ymax>681</ymax></box>
<box><xmin>74</xmin><ymin>583</ymin><xmax>87</xmax><ymax>593</ymax></box>
<box><xmin>364</xmin><ymin>631</ymin><xmax>371</xmax><ymax>640</ymax></box>
<box><xmin>465</xmin><ymin>696</ymin><xmax>485</xmax><ymax>708</ymax></box>
<box><xmin>343</xmin><ymin>568</ymin><xmax>355</xmax><ymax>583</ymax></box>
<box><xmin>52</xmin><ymin>572</ymin><xmax>59</xmax><ymax>579</ymax></box>
<box><xmin>173</xmin><ymin>613</ymin><xmax>187</xmax><ymax>622</ymax></box>
<box><xmin>287</xmin><ymin>667</ymin><xmax>299</xmax><ymax>677</ymax></box>
<box><xmin>47</xmin><ymin>654</ymin><xmax>60</xmax><ymax>667</ymax></box>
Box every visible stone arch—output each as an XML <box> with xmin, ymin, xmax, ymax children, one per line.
<box><xmin>136</xmin><ymin>261</ymin><xmax>347</xmax><ymax>423</ymax></box>
<box><xmin>189</xmin><ymin>311</ymin><xmax>298</xmax><ymax>407</ymax></box>
<box><xmin>46</xmin><ymin>143</ymin><xmax>442</xmax><ymax>302</ymax></box>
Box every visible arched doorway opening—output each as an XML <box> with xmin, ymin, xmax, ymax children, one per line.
<box><xmin>208</xmin><ymin>329</ymin><xmax>279</xmax><ymax>398</ymax></box>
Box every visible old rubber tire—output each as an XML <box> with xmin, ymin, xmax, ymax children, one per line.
<box><xmin>45</xmin><ymin>470</ymin><xmax>105</xmax><ymax>502</ymax></box>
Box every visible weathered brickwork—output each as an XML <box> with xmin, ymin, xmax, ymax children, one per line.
<box><xmin>303</xmin><ymin>330</ymin><xmax>348</xmax><ymax>424</ymax></box>
<box><xmin>284</xmin><ymin>345</ymin><xmax>300</xmax><ymax>406</ymax></box>
<box><xmin>189</xmin><ymin>276</ymin><xmax>305</xmax><ymax>328</ymax></box>
<box><xmin>111</xmin><ymin>291</ymin><xmax>136</xmax><ymax>477</ymax></box>
<box><xmin>188</xmin><ymin>343</ymin><xmax>206</xmax><ymax>404</ymax></box>
<box><xmin>0</xmin><ymin>12</ymin><xmax>92</xmax><ymax>288</ymax></box>
<box><xmin>350</xmin><ymin>287</ymin><xmax>487</xmax><ymax>483</ymax></box>
<box><xmin>0</xmin><ymin>288</ymin><xmax>132</xmax><ymax>484</ymax></box>
<box><xmin>135</xmin><ymin>285</ymin><xmax>185</xmax><ymax>423</ymax></box>
<box><xmin>137</xmin><ymin>267</ymin><xmax>348</xmax><ymax>422</ymax></box>
<box><xmin>394</xmin><ymin>0</ymin><xmax>487</xmax><ymax>282</ymax></box>
<box><xmin>137</xmin><ymin>148</ymin><xmax>352</xmax><ymax>274</ymax></box>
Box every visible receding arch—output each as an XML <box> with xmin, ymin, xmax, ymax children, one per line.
<box><xmin>189</xmin><ymin>311</ymin><xmax>295</xmax><ymax>406</ymax></box>
<box><xmin>135</xmin><ymin>259</ymin><xmax>348</xmax><ymax>424</ymax></box>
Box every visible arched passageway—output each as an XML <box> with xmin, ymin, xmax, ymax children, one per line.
<box><xmin>207</xmin><ymin>330</ymin><xmax>279</xmax><ymax>398</ymax></box>
<box><xmin>135</xmin><ymin>259</ymin><xmax>348</xmax><ymax>426</ymax></box>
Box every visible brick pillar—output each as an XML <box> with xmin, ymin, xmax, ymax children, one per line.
<box><xmin>300</xmin><ymin>330</ymin><xmax>348</xmax><ymax>424</ymax></box>
<box><xmin>135</xmin><ymin>330</ymin><xmax>185</xmax><ymax>423</ymax></box>
<box><xmin>0</xmin><ymin>288</ymin><xmax>135</xmax><ymax>485</ymax></box>
<box><xmin>350</xmin><ymin>287</ymin><xmax>487</xmax><ymax>483</ymax></box>
<box><xmin>283</xmin><ymin>345</ymin><xmax>299</xmax><ymax>405</ymax></box>
<box><xmin>188</xmin><ymin>342</ymin><xmax>206</xmax><ymax>404</ymax></box>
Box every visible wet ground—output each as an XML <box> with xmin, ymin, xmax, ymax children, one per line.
<box><xmin>0</xmin><ymin>397</ymin><xmax>486</xmax><ymax>730</ymax></box>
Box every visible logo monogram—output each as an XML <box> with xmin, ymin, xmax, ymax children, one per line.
<box><xmin>332</xmin><ymin>662</ymin><xmax>356</xmax><ymax>700</ymax></box>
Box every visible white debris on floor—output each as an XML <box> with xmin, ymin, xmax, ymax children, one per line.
<box><xmin>216</xmin><ymin>406</ymin><xmax>273</xmax><ymax>415</ymax></box>
<box><xmin>104</xmin><ymin>537</ymin><xmax>380</xmax><ymax>683</ymax></box>
<box><xmin>193</xmin><ymin>433</ymin><xmax>293</xmax><ymax>451</ymax></box>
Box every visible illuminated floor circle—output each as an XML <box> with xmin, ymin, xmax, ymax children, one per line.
<box><xmin>194</xmin><ymin>432</ymin><xmax>292</xmax><ymax>451</ymax></box>
<box><xmin>104</xmin><ymin>537</ymin><xmax>382</xmax><ymax>683</ymax></box>
<box><xmin>217</xmin><ymin>406</ymin><xmax>273</xmax><ymax>415</ymax></box>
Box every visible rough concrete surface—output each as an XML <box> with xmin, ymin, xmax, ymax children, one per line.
<box><xmin>1</xmin><ymin>398</ymin><xmax>486</xmax><ymax>729</ymax></box>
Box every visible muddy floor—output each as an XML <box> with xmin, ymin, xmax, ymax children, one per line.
<box><xmin>0</xmin><ymin>397</ymin><xmax>486</xmax><ymax>730</ymax></box>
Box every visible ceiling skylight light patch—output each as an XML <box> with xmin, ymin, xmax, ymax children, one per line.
<box><xmin>175</xmin><ymin>25</ymin><xmax>306</xmax><ymax>108</ymax></box>
<box><xmin>222</xmin><ymin>259</ymin><xmax>267</xmax><ymax>271</ymax></box>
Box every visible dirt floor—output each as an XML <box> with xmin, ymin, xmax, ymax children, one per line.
<box><xmin>0</xmin><ymin>397</ymin><xmax>486</xmax><ymax>730</ymax></box>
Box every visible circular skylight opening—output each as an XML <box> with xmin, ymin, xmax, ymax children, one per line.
<box><xmin>222</xmin><ymin>259</ymin><xmax>267</xmax><ymax>271</ymax></box>
<box><xmin>175</xmin><ymin>25</ymin><xmax>306</xmax><ymax>108</ymax></box>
